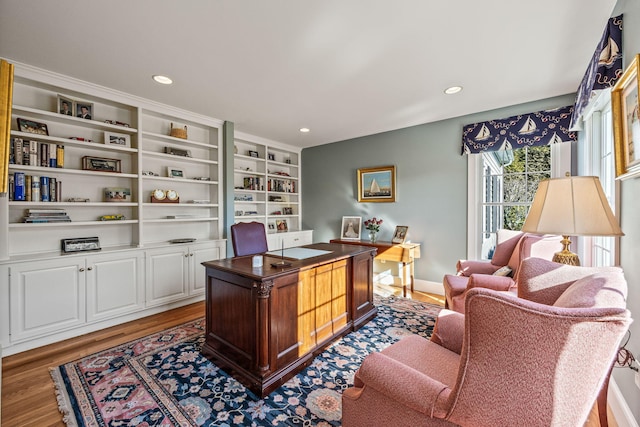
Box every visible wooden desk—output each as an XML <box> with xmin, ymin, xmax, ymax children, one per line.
<box><xmin>330</xmin><ymin>239</ymin><xmax>421</xmax><ymax>297</ymax></box>
<box><xmin>201</xmin><ymin>243</ymin><xmax>377</xmax><ymax>397</ymax></box>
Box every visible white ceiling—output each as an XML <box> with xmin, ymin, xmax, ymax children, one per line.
<box><xmin>0</xmin><ymin>0</ymin><xmax>617</xmax><ymax>148</ymax></box>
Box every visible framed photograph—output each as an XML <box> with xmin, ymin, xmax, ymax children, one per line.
<box><xmin>57</xmin><ymin>95</ymin><xmax>74</xmax><ymax>116</ymax></box>
<box><xmin>357</xmin><ymin>165</ymin><xmax>396</xmax><ymax>202</ymax></box>
<box><xmin>75</xmin><ymin>101</ymin><xmax>93</xmax><ymax>120</ymax></box>
<box><xmin>104</xmin><ymin>131</ymin><xmax>131</xmax><ymax>148</ymax></box>
<box><xmin>104</xmin><ymin>187</ymin><xmax>131</xmax><ymax>202</ymax></box>
<box><xmin>283</xmin><ymin>207</ymin><xmax>293</xmax><ymax>215</ymax></box>
<box><xmin>82</xmin><ymin>156</ymin><xmax>121</xmax><ymax>172</ymax></box>
<box><xmin>17</xmin><ymin>118</ymin><xmax>49</xmax><ymax>135</ymax></box>
<box><xmin>268</xmin><ymin>153</ymin><xmax>275</xmax><ymax>161</ymax></box>
<box><xmin>612</xmin><ymin>54</ymin><xmax>640</xmax><ymax>177</ymax></box>
<box><xmin>61</xmin><ymin>236</ymin><xmax>101</xmax><ymax>254</ymax></box>
<box><xmin>276</xmin><ymin>219</ymin><xmax>288</xmax><ymax>232</ymax></box>
<box><xmin>392</xmin><ymin>225</ymin><xmax>409</xmax><ymax>244</ymax></box>
<box><xmin>167</xmin><ymin>166</ymin><xmax>185</xmax><ymax>178</ymax></box>
<box><xmin>341</xmin><ymin>216</ymin><xmax>362</xmax><ymax>240</ymax></box>
<box><xmin>268</xmin><ymin>222</ymin><xmax>276</xmax><ymax>231</ymax></box>
<box><xmin>248</xmin><ymin>150</ymin><xmax>259</xmax><ymax>158</ymax></box>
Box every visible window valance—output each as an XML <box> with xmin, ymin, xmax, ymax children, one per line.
<box><xmin>461</xmin><ymin>105</ymin><xmax>576</xmax><ymax>155</ymax></box>
<box><xmin>570</xmin><ymin>15</ymin><xmax>623</xmax><ymax>129</ymax></box>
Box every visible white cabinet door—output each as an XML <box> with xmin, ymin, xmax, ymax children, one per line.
<box><xmin>267</xmin><ymin>234</ymin><xmax>282</xmax><ymax>251</ymax></box>
<box><xmin>145</xmin><ymin>247</ymin><xmax>189</xmax><ymax>307</ymax></box>
<box><xmin>189</xmin><ymin>243</ymin><xmax>224</xmax><ymax>295</ymax></box>
<box><xmin>9</xmin><ymin>258</ymin><xmax>86</xmax><ymax>342</ymax></box>
<box><xmin>86</xmin><ymin>252</ymin><xmax>144</xmax><ymax>322</ymax></box>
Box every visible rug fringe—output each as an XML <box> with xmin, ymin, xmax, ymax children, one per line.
<box><xmin>49</xmin><ymin>367</ymin><xmax>79</xmax><ymax>427</ymax></box>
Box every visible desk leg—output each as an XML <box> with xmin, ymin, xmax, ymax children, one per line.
<box><xmin>409</xmin><ymin>261</ymin><xmax>415</xmax><ymax>294</ymax></box>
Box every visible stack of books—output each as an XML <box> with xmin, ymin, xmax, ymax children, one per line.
<box><xmin>24</xmin><ymin>208</ymin><xmax>71</xmax><ymax>223</ymax></box>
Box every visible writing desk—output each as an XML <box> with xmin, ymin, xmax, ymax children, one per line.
<box><xmin>330</xmin><ymin>239</ymin><xmax>421</xmax><ymax>297</ymax></box>
<box><xmin>201</xmin><ymin>243</ymin><xmax>377</xmax><ymax>397</ymax></box>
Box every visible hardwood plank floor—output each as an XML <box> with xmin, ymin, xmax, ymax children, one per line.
<box><xmin>1</xmin><ymin>286</ymin><xmax>612</xmax><ymax>426</ymax></box>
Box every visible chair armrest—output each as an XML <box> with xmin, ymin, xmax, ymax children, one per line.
<box><xmin>468</xmin><ymin>274</ymin><xmax>515</xmax><ymax>291</ymax></box>
<box><xmin>354</xmin><ymin>351</ymin><xmax>451</xmax><ymax>418</ymax></box>
<box><xmin>457</xmin><ymin>259</ymin><xmax>501</xmax><ymax>276</ymax></box>
<box><xmin>430</xmin><ymin>309</ymin><xmax>464</xmax><ymax>354</ymax></box>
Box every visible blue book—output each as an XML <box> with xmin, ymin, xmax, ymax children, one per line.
<box><xmin>14</xmin><ymin>172</ymin><xmax>25</xmax><ymax>201</ymax></box>
<box><xmin>40</xmin><ymin>176</ymin><xmax>50</xmax><ymax>202</ymax></box>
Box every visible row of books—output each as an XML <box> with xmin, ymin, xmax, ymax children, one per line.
<box><xmin>268</xmin><ymin>178</ymin><xmax>296</xmax><ymax>193</ymax></box>
<box><xmin>243</xmin><ymin>177</ymin><xmax>264</xmax><ymax>191</ymax></box>
<box><xmin>24</xmin><ymin>208</ymin><xmax>71</xmax><ymax>223</ymax></box>
<box><xmin>9</xmin><ymin>173</ymin><xmax>63</xmax><ymax>202</ymax></box>
<box><xmin>10</xmin><ymin>138</ymin><xmax>65</xmax><ymax>168</ymax></box>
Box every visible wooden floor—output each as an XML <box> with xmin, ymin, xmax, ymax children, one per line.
<box><xmin>1</xmin><ymin>285</ymin><xmax>612</xmax><ymax>426</ymax></box>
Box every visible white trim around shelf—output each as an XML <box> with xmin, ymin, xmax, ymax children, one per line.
<box><xmin>141</xmin><ymin>130</ymin><xmax>218</xmax><ymax>150</ymax></box>
<box><xmin>9</xmin><ymin>219</ymin><xmax>138</xmax><ymax>228</ymax></box>
<box><xmin>141</xmin><ymin>150</ymin><xmax>218</xmax><ymax>166</ymax></box>
<box><xmin>12</xmin><ymin>105</ymin><xmax>138</xmax><ymax>133</ymax></box>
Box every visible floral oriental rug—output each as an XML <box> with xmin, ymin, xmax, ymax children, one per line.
<box><xmin>51</xmin><ymin>295</ymin><xmax>441</xmax><ymax>426</ymax></box>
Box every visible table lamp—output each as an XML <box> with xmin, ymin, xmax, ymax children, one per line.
<box><xmin>521</xmin><ymin>175</ymin><xmax>623</xmax><ymax>266</ymax></box>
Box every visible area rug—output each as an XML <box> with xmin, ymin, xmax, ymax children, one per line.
<box><xmin>51</xmin><ymin>294</ymin><xmax>441</xmax><ymax>426</ymax></box>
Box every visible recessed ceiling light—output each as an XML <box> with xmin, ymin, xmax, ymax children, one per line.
<box><xmin>299</xmin><ymin>128</ymin><xmax>310</xmax><ymax>133</ymax></box>
<box><xmin>444</xmin><ymin>86</ymin><xmax>463</xmax><ymax>95</ymax></box>
<box><xmin>152</xmin><ymin>75</ymin><xmax>173</xmax><ymax>85</ymax></box>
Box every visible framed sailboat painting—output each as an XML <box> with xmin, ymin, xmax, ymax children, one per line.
<box><xmin>612</xmin><ymin>54</ymin><xmax>640</xmax><ymax>178</ymax></box>
<box><xmin>357</xmin><ymin>165</ymin><xmax>396</xmax><ymax>202</ymax></box>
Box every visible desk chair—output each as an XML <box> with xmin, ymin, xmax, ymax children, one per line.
<box><xmin>230</xmin><ymin>221</ymin><xmax>269</xmax><ymax>256</ymax></box>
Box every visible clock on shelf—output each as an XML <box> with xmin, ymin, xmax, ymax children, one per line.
<box><xmin>151</xmin><ymin>189</ymin><xmax>179</xmax><ymax>203</ymax></box>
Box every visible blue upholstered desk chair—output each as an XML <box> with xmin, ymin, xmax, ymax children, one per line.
<box><xmin>230</xmin><ymin>221</ymin><xmax>269</xmax><ymax>256</ymax></box>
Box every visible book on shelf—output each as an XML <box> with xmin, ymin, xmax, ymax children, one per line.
<box><xmin>24</xmin><ymin>208</ymin><xmax>71</xmax><ymax>223</ymax></box>
<box><xmin>10</xmin><ymin>173</ymin><xmax>62</xmax><ymax>202</ymax></box>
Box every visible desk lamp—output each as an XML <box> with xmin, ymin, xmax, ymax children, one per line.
<box><xmin>521</xmin><ymin>175</ymin><xmax>623</xmax><ymax>266</ymax></box>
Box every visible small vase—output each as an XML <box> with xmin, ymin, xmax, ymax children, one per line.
<box><xmin>369</xmin><ymin>230</ymin><xmax>377</xmax><ymax>243</ymax></box>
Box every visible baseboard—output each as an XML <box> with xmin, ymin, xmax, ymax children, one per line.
<box><xmin>413</xmin><ymin>278</ymin><xmax>444</xmax><ymax>296</ymax></box>
<box><xmin>609</xmin><ymin>377</ymin><xmax>639</xmax><ymax>427</ymax></box>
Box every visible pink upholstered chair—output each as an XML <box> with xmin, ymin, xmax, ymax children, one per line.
<box><xmin>442</xmin><ymin>230</ymin><xmax>561</xmax><ymax>312</ymax></box>
<box><xmin>342</xmin><ymin>258</ymin><xmax>632</xmax><ymax>427</ymax></box>
<box><xmin>230</xmin><ymin>221</ymin><xmax>269</xmax><ymax>256</ymax></box>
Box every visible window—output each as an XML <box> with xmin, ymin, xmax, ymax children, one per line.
<box><xmin>580</xmin><ymin>91</ymin><xmax>618</xmax><ymax>267</ymax></box>
<box><xmin>467</xmin><ymin>140</ymin><xmax>570</xmax><ymax>260</ymax></box>
<box><xmin>478</xmin><ymin>146</ymin><xmax>551</xmax><ymax>259</ymax></box>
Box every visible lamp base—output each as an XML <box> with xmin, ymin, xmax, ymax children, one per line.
<box><xmin>552</xmin><ymin>235</ymin><xmax>581</xmax><ymax>266</ymax></box>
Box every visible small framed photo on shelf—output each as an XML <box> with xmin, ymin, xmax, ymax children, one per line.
<box><xmin>392</xmin><ymin>225</ymin><xmax>409</xmax><ymax>244</ymax></box>
<box><xmin>283</xmin><ymin>207</ymin><xmax>293</xmax><ymax>215</ymax></box>
<box><xmin>268</xmin><ymin>222</ymin><xmax>276</xmax><ymax>231</ymax></box>
<box><xmin>248</xmin><ymin>150</ymin><xmax>259</xmax><ymax>158</ymax></box>
<box><xmin>268</xmin><ymin>153</ymin><xmax>275</xmax><ymax>161</ymax></box>
<box><xmin>61</xmin><ymin>237</ymin><xmax>101</xmax><ymax>254</ymax></box>
<box><xmin>104</xmin><ymin>187</ymin><xmax>131</xmax><ymax>202</ymax></box>
<box><xmin>75</xmin><ymin>101</ymin><xmax>93</xmax><ymax>120</ymax></box>
<box><xmin>104</xmin><ymin>131</ymin><xmax>131</xmax><ymax>148</ymax></box>
<box><xmin>167</xmin><ymin>166</ymin><xmax>185</xmax><ymax>179</ymax></box>
<box><xmin>82</xmin><ymin>156</ymin><xmax>122</xmax><ymax>172</ymax></box>
<box><xmin>17</xmin><ymin>118</ymin><xmax>49</xmax><ymax>135</ymax></box>
<box><xmin>276</xmin><ymin>219</ymin><xmax>288</xmax><ymax>232</ymax></box>
<box><xmin>57</xmin><ymin>95</ymin><xmax>74</xmax><ymax>116</ymax></box>
<box><xmin>341</xmin><ymin>216</ymin><xmax>362</xmax><ymax>240</ymax></box>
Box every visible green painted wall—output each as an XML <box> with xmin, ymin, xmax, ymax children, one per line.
<box><xmin>301</xmin><ymin>94</ymin><xmax>575</xmax><ymax>284</ymax></box>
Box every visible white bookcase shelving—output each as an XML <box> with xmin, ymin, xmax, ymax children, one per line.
<box><xmin>233</xmin><ymin>132</ymin><xmax>312</xmax><ymax>250</ymax></box>
<box><xmin>0</xmin><ymin>62</ymin><xmax>226</xmax><ymax>355</ymax></box>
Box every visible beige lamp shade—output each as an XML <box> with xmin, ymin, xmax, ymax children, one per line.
<box><xmin>522</xmin><ymin>176</ymin><xmax>623</xmax><ymax>237</ymax></box>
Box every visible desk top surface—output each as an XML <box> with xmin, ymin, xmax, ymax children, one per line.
<box><xmin>329</xmin><ymin>239</ymin><xmax>420</xmax><ymax>249</ymax></box>
<box><xmin>202</xmin><ymin>242</ymin><xmax>376</xmax><ymax>280</ymax></box>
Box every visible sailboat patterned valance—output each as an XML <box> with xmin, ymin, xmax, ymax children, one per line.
<box><xmin>461</xmin><ymin>105</ymin><xmax>577</xmax><ymax>155</ymax></box>
<box><xmin>570</xmin><ymin>15</ymin><xmax>623</xmax><ymax>129</ymax></box>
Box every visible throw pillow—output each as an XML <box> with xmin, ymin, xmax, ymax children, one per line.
<box><xmin>493</xmin><ymin>266</ymin><xmax>513</xmax><ymax>277</ymax></box>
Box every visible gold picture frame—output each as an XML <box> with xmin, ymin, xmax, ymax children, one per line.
<box><xmin>612</xmin><ymin>54</ymin><xmax>640</xmax><ymax>178</ymax></box>
<box><xmin>357</xmin><ymin>165</ymin><xmax>396</xmax><ymax>203</ymax></box>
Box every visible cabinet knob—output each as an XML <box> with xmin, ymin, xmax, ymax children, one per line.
<box><xmin>87</xmin><ymin>267</ymin><xmax>93</xmax><ymax>271</ymax></box>
<box><xmin>79</xmin><ymin>268</ymin><xmax>85</xmax><ymax>272</ymax></box>
<box><xmin>190</xmin><ymin>253</ymin><xmax>194</xmax><ymax>257</ymax></box>
<box><xmin>185</xmin><ymin>254</ymin><xmax>189</xmax><ymax>258</ymax></box>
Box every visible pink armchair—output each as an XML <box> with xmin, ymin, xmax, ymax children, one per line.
<box><xmin>442</xmin><ymin>230</ymin><xmax>561</xmax><ymax>312</ymax></box>
<box><xmin>342</xmin><ymin>258</ymin><xmax>632</xmax><ymax>427</ymax></box>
